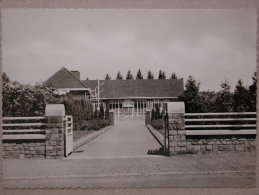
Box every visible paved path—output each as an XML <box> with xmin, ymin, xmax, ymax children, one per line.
<box><xmin>69</xmin><ymin>119</ymin><xmax>161</xmax><ymax>159</ymax></box>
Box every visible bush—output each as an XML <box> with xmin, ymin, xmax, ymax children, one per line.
<box><xmin>2</xmin><ymin>81</ymin><xmax>59</xmax><ymax>117</ymax></box>
<box><xmin>79</xmin><ymin>119</ymin><xmax>110</xmax><ymax>131</ymax></box>
<box><xmin>150</xmin><ymin>119</ymin><xmax>163</xmax><ymax>130</ymax></box>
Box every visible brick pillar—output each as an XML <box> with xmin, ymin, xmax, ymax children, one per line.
<box><xmin>168</xmin><ymin>113</ymin><xmax>186</xmax><ymax>155</ymax></box>
<box><xmin>109</xmin><ymin>110</ymin><xmax>116</xmax><ymax>125</ymax></box>
<box><xmin>145</xmin><ymin>110</ymin><xmax>151</xmax><ymax>125</ymax></box>
<box><xmin>45</xmin><ymin>104</ymin><xmax>66</xmax><ymax>159</ymax></box>
<box><xmin>163</xmin><ymin>102</ymin><xmax>186</xmax><ymax>155</ymax></box>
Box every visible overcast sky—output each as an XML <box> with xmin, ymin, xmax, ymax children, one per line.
<box><xmin>2</xmin><ymin>9</ymin><xmax>257</xmax><ymax>91</ymax></box>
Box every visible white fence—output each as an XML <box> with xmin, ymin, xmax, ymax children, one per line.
<box><xmin>185</xmin><ymin>112</ymin><xmax>256</xmax><ymax>136</ymax></box>
<box><xmin>2</xmin><ymin>117</ymin><xmax>47</xmax><ymax>140</ymax></box>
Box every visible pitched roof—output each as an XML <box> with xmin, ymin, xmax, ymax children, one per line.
<box><xmin>44</xmin><ymin>67</ymin><xmax>88</xmax><ymax>89</ymax></box>
<box><xmin>82</xmin><ymin>79</ymin><xmax>184</xmax><ymax>99</ymax></box>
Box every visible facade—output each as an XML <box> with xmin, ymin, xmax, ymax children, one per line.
<box><xmin>45</xmin><ymin>67</ymin><xmax>184</xmax><ymax>117</ymax></box>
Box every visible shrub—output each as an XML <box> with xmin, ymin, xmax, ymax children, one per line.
<box><xmin>2</xmin><ymin>81</ymin><xmax>59</xmax><ymax>117</ymax></box>
<box><xmin>150</xmin><ymin>119</ymin><xmax>163</xmax><ymax>130</ymax></box>
<box><xmin>79</xmin><ymin>119</ymin><xmax>110</xmax><ymax>131</ymax></box>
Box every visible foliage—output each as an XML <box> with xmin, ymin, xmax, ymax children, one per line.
<box><xmin>136</xmin><ymin>69</ymin><xmax>143</xmax><ymax>79</ymax></box>
<box><xmin>147</xmin><ymin>70</ymin><xmax>154</xmax><ymax>79</ymax></box>
<box><xmin>99</xmin><ymin>104</ymin><xmax>105</xmax><ymax>119</ymax></box>
<box><xmin>105</xmin><ymin>106</ymin><xmax>110</xmax><ymax>119</ymax></box>
<box><xmin>150</xmin><ymin>119</ymin><xmax>163</xmax><ymax>130</ymax></box>
<box><xmin>214</xmin><ymin>81</ymin><xmax>233</xmax><ymax>112</ymax></box>
<box><xmin>178</xmin><ymin>76</ymin><xmax>203</xmax><ymax>113</ymax></box>
<box><xmin>126</xmin><ymin>70</ymin><xmax>134</xmax><ymax>79</ymax></box>
<box><xmin>170</xmin><ymin>72</ymin><xmax>177</xmax><ymax>79</ymax></box>
<box><xmin>248</xmin><ymin>72</ymin><xmax>257</xmax><ymax>111</ymax></box>
<box><xmin>116</xmin><ymin>71</ymin><xmax>123</xmax><ymax>80</ymax></box>
<box><xmin>158</xmin><ymin>70</ymin><xmax>166</xmax><ymax>79</ymax></box>
<box><xmin>2</xmin><ymin>79</ymin><xmax>60</xmax><ymax>117</ymax></box>
<box><xmin>154</xmin><ymin>105</ymin><xmax>162</xmax><ymax>119</ymax></box>
<box><xmin>94</xmin><ymin>109</ymin><xmax>99</xmax><ymax>118</ymax></box>
<box><xmin>233</xmin><ymin>80</ymin><xmax>250</xmax><ymax>112</ymax></box>
<box><xmin>78</xmin><ymin>119</ymin><xmax>110</xmax><ymax>131</ymax></box>
<box><xmin>105</xmin><ymin>73</ymin><xmax>111</xmax><ymax>80</ymax></box>
<box><xmin>62</xmin><ymin>99</ymin><xmax>93</xmax><ymax>129</ymax></box>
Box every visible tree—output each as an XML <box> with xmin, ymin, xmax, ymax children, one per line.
<box><xmin>214</xmin><ymin>81</ymin><xmax>233</xmax><ymax>112</ymax></box>
<box><xmin>99</xmin><ymin>104</ymin><xmax>104</xmax><ymax>119</ymax></box>
<box><xmin>85</xmin><ymin>77</ymin><xmax>89</xmax><ymax>80</ymax></box>
<box><xmin>2</xmin><ymin>72</ymin><xmax>10</xmax><ymax>83</ymax></box>
<box><xmin>248</xmin><ymin>72</ymin><xmax>257</xmax><ymax>111</ymax></box>
<box><xmin>233</xmin><ymin>80</ymin><xmax>250</xmax><ymax>112</ymax></box>
<box><xmin>147</xmin><ymin>70</ymin><xmax>154</xmax><ymax>79</ymax></box>
<box><xmin>105</xmin><ymin>105</ymin><xmax>110</xmax><ymax>119</ymax></box>
<box><xmin>136</xmin><ymin>69</ymin><xmax>143</xmax><ymax>79</ymax></box>
<box><xmin>178</xmin><ymin>76</ymin><xmax>203</xmax><ymax>113</ymax></box>
<box><xmin>126</xmin><ymin>70</ymin><xmax>134</xmax><ymax>80</ymax></box>
<box><xmin>116</xmin><ymin>71</ymin><xmax>123</xmax><ymax>80</ymax></box>
<box><xmin>170</xmin><ymin>72</ymin><xmax>177</xmax><ymax>79</ymax></box>
<box><xmin>105</xmin><ymin>73</ymin><xmax>111</xmax><ymax>80</ymax></box>
<box><xmin>158</xmin><ymin>70</ymin><xmax>166</xmax><ymax>79</ymax></box>
<box><xmin>154</xmin><ymin>105</ymin><xmax>161</xmax><ymax>119</ymax></box>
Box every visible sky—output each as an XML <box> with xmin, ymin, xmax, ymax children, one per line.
<box><xmin>2</xmin><ymin>9</ymin><xmax>257</xmax><ymax>91</ymax></box>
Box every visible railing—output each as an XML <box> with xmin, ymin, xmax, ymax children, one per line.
<box><xmin>2</xmin><ymin>116</ymin><xmax>47</xmax><ymax>140</ymax></box>
<box><xmin>185</xmin><ymin>112</ymin><xmax>256</xmax><ymax>136</ymax></box>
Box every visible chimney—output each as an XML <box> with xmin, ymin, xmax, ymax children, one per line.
<box><xmin>71</xmin><ymin>71</ymin><xmax>80</xmax><ymax>80</ymax></box>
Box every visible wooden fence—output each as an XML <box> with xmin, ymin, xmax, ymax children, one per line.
<box><xmin>2</xmin><ymin>116</ymin><xmax>47</xmax><ymax>140</ymax></box>
<box><xmin>185</xmin><ymin>112</ymin><xmax>256</xmax><ymax>136</ymax></box>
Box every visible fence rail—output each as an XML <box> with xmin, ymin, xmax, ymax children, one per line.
<box><xmin>185</xmin><ymin>112</ymin><xmax>257</xmax><ymax>136</ymax></box>
<box><xmin>2</xmin><ymin>116</ymin><xmax>47</xmax><ymax>140</ymax></box>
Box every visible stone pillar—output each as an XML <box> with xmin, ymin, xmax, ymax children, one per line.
<box><xmin>145</xmin><ymin>110</ymin><xmax>151</xmax><ymax>125</ymax></box>
<box><xmin>45</xmin><ymin>104</ymin><xmax>66</xmax><ymax>159</ymax></box>
<box><xmin>109</xmin><ymin>110</ymin><xmax>116</xmax><ymax>125</ymax></box>
<box><xmin>163</xmin><ymin>102</ymin><xmax>186</xmax><ymax>155</ymax></box>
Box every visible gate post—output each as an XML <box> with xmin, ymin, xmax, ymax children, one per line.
<box><xmin>163</xmin><ymin>102</ymin><xmax>186</xmax><ymax>155</ymax></box>
<box><xmin>45</xmin><ymin>104</ymin><xmax>66</xmax><ymax>159</ymax></box>
<box><xmin>109</xmin><ymin>110</ymin><xmax>116</xmax><ymax>125</ymax></box>
<box><xmin>145</xmin><ymin>109</ymin><xmax>151</xmax><ymax>125</ymax></box>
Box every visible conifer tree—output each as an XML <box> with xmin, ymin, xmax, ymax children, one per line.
<box><xmin>136</xmin><ymin>69</ymin><xmax>143</xmax><ymax>79</ymax></box>
<box><xmin>126</xmin><ymin>70</ymin><xmax>134</xmax><ymax>79</ymax></box>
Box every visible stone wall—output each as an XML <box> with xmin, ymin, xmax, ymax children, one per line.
<box><xmin>147</xmin><ymin>111</ymin><xmax>256</xmax><ymax>155</ymax></box>
<box><xmin>167</xmin><ymin>113</ymin><xmax>256</xmax><ymax>155</ymax></box>
<box><xmin>186</xmin><ymin>135</ymin><xmax>256</xmax><ymax>154</ymax></box>
<box><xmin>2</xmin><ymin>140</ymin><xmax>46</xmax><ymax>159</ymax></box>
<box><xmin>109</xmin><ymin>111</ymin><xmax>116</xmax><ymax>125</ymax></box>
<box><xmin>3</xmin><ymin>104</ymin><xmax>67</xmax><ymax>159</ymax></box>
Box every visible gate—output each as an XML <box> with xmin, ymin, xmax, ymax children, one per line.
<box><xmin>64</xmin><ymin>115</ymin><xmax>73</xmax><ymax>157</ymax></box>
<box><xmin>162</xmin><ymin>104</ymin><xmax>170</xmax><ymax>156</ymax></box>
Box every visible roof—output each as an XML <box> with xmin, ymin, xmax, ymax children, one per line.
<box><xmin>44</xmin><ymin>67</ymin><xmax>88</xmax><ymax>89</ymax></box>
<box><xmin>82</xmin><ymin>79</ymin><xmax>184</xmax><ymax>99</ymax></box>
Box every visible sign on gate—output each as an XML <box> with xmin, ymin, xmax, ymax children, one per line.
<box><xmin>64</xmin><ymin>115</ymin><xmax>73</xmax><ymax>157</ymax></box>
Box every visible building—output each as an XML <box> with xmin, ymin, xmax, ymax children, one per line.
<box><xmin>45</xmin><ymin>67</ymin><xmax>184</xmax><ymax>117</ymax></box>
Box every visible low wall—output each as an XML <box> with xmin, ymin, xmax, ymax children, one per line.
<box><xmin>3</xmin><ymin>104</ymin><xmax>66</xmax><ymax>159</ymax></box>
<box><xmin>186</xmin><ymin>135</ymin><xmax>256</xmax><ymax>153</ymax></box>
<box><xmin>2</xmin><ymin>140</ymin><xmax>46</xmax><ymax>159</ymax></box>
<box><xmin>147</xmin><ymin>113</ymin><xmax>256</xmax><ymax>155</ymax></box>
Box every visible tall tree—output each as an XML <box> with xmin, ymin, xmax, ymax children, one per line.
<box><xmin>214</xmin><ymin>81</ymin><xmax>233</xmax><ymax>112</ymax></box>
<box><xmin>178</xmin><ymin>76</ymin><xmax>203</xmax><ymax>113</ymax></box>
<box><xmin>233</xmin><ymin>80</ymin><xmax>250</xmax><ymax>112</ymax></box>
<box><xmin>170</xmin><ymin>72</ymin><xmax>177</xmax><ymax>79</ymax></box>
<box><xmin>147</xmin><ymin>70</ymin><xmax>154</xmax><ymax>79</ymax></box>
<box><xmin>158</xmin><ymin>70</ymin><xmax>166</xmax><ymax>79</ymax></box>
<box><xmin>116</xmin><ymin>71</ymin><xmax>123</xmax><ymax>80</ymax></box>
<box><xmin>126</xmin><ymin>70</ymin><xmax>134</xmax><ymax>80</ymax></box>
<box><xmin>248</xmin><ymin>72</ymin><xmax>257</xmax><ymax>111</ymax></box>
<box><xmin>105</xmin><ymin>73</ymin><xmax>111</xmax><ymax>80</ymax></box>
<box><xmin>136</xmin><ymin>69</ymin><xmax>143</xmax><ymax>79</ymax></box>
<box><xmin>2</xmin><ymin>72</ymin><xmax>10</xmax><ymax>83</ymax></box>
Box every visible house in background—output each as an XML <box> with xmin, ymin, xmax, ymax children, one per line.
<box><xmin>45</xmin><ymin>67</ymin><xmax>184</xmax><ymax>117</ymax></box>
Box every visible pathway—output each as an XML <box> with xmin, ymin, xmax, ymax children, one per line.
<box><xmin>69</xmin><ymin>119</ymin><xmax>161</xmax><ymax>159</ymax></box>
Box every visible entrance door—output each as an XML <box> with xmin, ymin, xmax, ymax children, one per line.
<box><xmin>64</xmin><ymin>115</ymin><xmax>73</xmax><ymax>156</ymax></box>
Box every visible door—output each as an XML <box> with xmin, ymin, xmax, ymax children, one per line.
<box><xmin>64</xmin><ymin>115</ymin><xmax>73</xmax><ymax>156</ymax></box>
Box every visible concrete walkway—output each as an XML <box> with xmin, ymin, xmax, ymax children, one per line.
<box><xmin>69</xmin><ymin>119</ymin><xmax>161</xmax><ymax>159</ymax></box>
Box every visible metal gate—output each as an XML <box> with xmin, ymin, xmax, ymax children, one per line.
<box><xmin>64</xmin><ymin>115</ymin><xmax>73</xmax><ymax>157</ymax></box>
